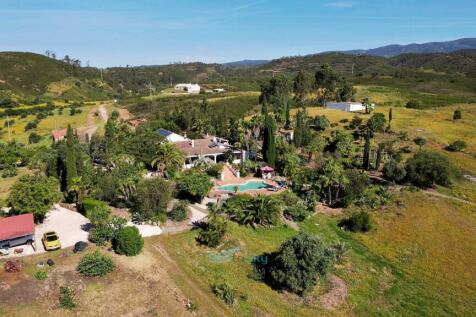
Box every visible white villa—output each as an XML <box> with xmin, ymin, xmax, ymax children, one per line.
<box><xmin>157</xmin><ymin>128</ymin><xmax>244</xmax><ymax>169</ymax></box>
<box><xmin>326</xmin><ymin>101</ymin><xmax>372</xmax><ymax>112</ymax></box>
<box><xmin>174</xmin><ymin>83</ymin><xmax>201</xmax><ymax>94</ymax></box>
<box><xmin>174</xmin><ymin>136</ymin><xmax>245</xmax><ymax>169</ymax></box>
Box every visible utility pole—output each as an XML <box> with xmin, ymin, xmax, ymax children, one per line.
<box><xmin>100</xmin><ymin>68</ymin><xmax>103</xmax><ymax>81</ymax></box>
<box><xmin>351</xmin><ymin>63</ymin><xmax>355</xmax><ymax>75</ymax></box>
<box><xmin>149</xmin><ymin>80</ymin><xmax>153</xmax><ymax>97</ymax></box>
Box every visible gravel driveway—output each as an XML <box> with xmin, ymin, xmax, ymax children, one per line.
<box><xmin>3</xmin><ymin>204</ymin><xmax>162</xmax><ymax>258</ymax></box>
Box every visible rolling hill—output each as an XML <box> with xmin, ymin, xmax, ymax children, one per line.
<box><xmin>0</xmin><ymin>52</ymin><xmax>114</xmax><ymax>101</ymax></box>
<box><xmin>2</xmin><ymin>46</ymin><xmax>476</xmax><ymax>103</ymax></box>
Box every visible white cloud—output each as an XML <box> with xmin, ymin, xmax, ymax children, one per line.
<box><xmin>325</xmin><ymin>2</ymin><xmax>355</xmax><ymax>8</ymax></box>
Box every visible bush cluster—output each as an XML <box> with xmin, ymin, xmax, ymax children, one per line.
<box><xmin>197</xmin><ymin>216</ymin><xmax>227</xmax><ymax>248</ymax></box>
<box><xmin>112</xmin><ymin>226</ymin><xmax>144</xmax><ymax>256</ymax></box>
<box><xmin>59</xmin><ymin>286</ymin><xmax>76</xmax><ymax>310</ymax></box>
<box><xmin>169</xmin><ymin>200</ymin><xmax>189</xmax><ymax>222</ymax></box>
<box><xmin>339</xmin><ymin>211</ymin><xmax>372</xmax><ymax>232</ymax></box>
<box><xmin>77</xmin><ymin>251</ymin><xmax>115</xmax><ymax>277</ymax></box>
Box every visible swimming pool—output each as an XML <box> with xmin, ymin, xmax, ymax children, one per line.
<box><xmin>218</xmin><ymin>181</ymin><xmax>272</xmax><ymax>192</ymax></box>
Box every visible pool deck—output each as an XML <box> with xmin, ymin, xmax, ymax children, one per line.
<box><xmin>211</xmin><ymin>165</ymin><xmax>285</xmax><ymax>197</ymax></box>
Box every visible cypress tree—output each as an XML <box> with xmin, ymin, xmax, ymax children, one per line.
<box><xmin>388</xmin><ymin>107</ymin><xmax>393</xmax><ymax>130</ymax></box>
<box><xmin>375</xmin><ymin>143</ymin><xmax>384</xmax><ymax>170</ymax></box>
<box><xmin>285</xmin><ymin>99</ymin><xmax>291</xmax><ymax>129</ymax></box>
<box><xmin>262</xmin><ymin>115</ymin><xmax>276</xmax><ymax>168</ymax></box>
<box><xmin>294</xmin><ymin>110</ymin><xmax>303</xmax><ymax>147</ymax></box>
<box><xmin>261</xmin><ymin>99</ymin><xmax>268</xmax><ymax>115</ymax></box>
<box><xmin>362</xmin><ymin>129</ymin><xmax>371</xmax><ymax>170</ymax></box>
<box><xmin>65</xmin><ymin>124</ymin><xmax>77</xmax><ymax>188</ymax></box>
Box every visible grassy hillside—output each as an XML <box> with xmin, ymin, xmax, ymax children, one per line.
<box><xmin>0</xmin><ymin>52</ymin><xmax>114</xmax><ymax>101</ymax></box>
<box><xmin>161</xmin><ymin>191</ymin><xmax>475</xmax><ymax>316</ymax></box>
<box><xmin>2</xmin><ymin>50</ymin><xmax>476</xmax><ymax>105</ymax></box>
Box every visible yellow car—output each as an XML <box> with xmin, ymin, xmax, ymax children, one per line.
<box><xmin>42</xmin><ymin>231</ymin><xmax>61</xmax><ymax>251</ymax></box>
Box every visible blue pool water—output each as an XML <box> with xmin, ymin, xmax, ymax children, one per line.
<box><xmin>218</xmin><ymin>181</ymin><xmax>272</xmax><ymax>192</ymax></box>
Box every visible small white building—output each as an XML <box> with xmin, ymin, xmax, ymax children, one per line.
<box><xmin>174</xmin><ymin>83</ymin><xmax>201</xmax><ymax>94</ymax></box>
<box><xmin>326</xmin><ymin>102</ymin><xmax>367</xmax><ymax>112</ymax></box>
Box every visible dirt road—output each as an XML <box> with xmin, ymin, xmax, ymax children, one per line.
<box><xmin>76</xmin><ymin>104</ymin><xmax>110</xmax><ymax>141</ymax></box>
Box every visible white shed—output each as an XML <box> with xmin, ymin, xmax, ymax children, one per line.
<box><xmin>326</xmin><ymin>102</ymin><xmax>366</xmax><ymax>112</ymax></box>
<box><xmin>174</xmin><ymin>83</ymin><xmax>201</xmax><ymax>94</ymax></box>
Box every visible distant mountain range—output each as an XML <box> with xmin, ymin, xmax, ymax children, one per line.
<box><xmin>223</xmin><ymin>59</ymin><xmax>270</xmax><ymax>68</ymax></box>
<box><xmin>224</xmin><ymin>38</ymin><xmax>476</xmax><ymax>67</ymax></box>
<box><xmin>342</xmin><ymin>38</ymin><xmax>476</xmax><ymax>57</ymax></box>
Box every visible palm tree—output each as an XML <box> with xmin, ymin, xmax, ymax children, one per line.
<box><xmin>318</xmin><ymin>159</ymin><xmax>348</xmax><ymax>206</ymax></box>
<box><xmin>151</xmin><ymin>142</ymin><xmax>185</xmax><ymax>176</ymax></box>
<box><xmin>253</xmin><ymin>195</ymin><xmax>280</xmax><ymax>227</ymax></box>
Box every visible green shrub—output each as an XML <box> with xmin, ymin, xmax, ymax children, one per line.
<box><xmin>413</xmin><ymin>137</ymin><xmax>427</xmax><ymax>148</ymax></box>
<box><xmin>356</xmin><ymin>185</ymin><xmax>392</xmax><ymax>209</ymax></box>
<box><xmin>406</xmin><ymin>100</ymin><xmax>426</xmax><ymax>109</ymax></box>
<box><xmin>177</xmin><ymin>169</ymin><xmax>213</xmax><ymax>202</ymax></box>
<box><xmin>197</xmin><ymin>216</ymin><xmax>227</xmax><ymax>248</ymax></box>
<box><xmin>169</xmin><ymin>201</ymin><xmax>189</xmax><ymax>222</ymax></box>
<box><xmin>446</xmin><ymin>140</ymin><xmax>466</xmax><ymax>152</ymax></box>
<box><xmin>223</xmin><ymin>194</ymin><xmax>280</xmax><ymax>227</ymax></box>
<box><xmin>28</xmin><ymin>132</ymin><xmax>42</xmax><ymax>144</ymax></box>
<box><xmin>284</xmin><ymin>204</ymin><xmax>312</xmax><ymax>222</ymax></box>
<box><xmin>212</xmin><ymin>283</ymin><xmax>236</xmax><ymax>305</ymax></box>
<box><xmin>81</xmin><ymin>198</ymin><xmax>108</xmax><ymax>214</ymax></box>
<box><xmin>34</xmin><ymin>270</ymin><xmax>48</xmax><ymax>280</ymax></box>
<box><xmin>77</xmin><ymin>251</ymin><xmax>115</xmax><ymax>277</ymax></box>
<box><xmin>206</xmin><ymin>163</ymin><xmax>224</xmax><ymax>178</ymax></box>
<box><xmin>1</xmin><ymin>165</ymin><xmax>17</xmax><ymax>178</ymax></box>
<box><xmin>405</xmin><ymin>151</ymin><xmax>453</xmax><ymax>188</ymax></box>
<box><xmin>24</xmin><ymin>120</ymin><xmax>38</xmax><ymax>131</ymax></box>
<box><xmin>339</xmin><ymin>211</ymin><xmax>372</xmax><ymax>232</ymax></box>
<box><xmin>453</xmin><ymin>109</ymin><xmax>462</xmax><ymax>120</ymax></box>
<box><xmin>113</xmin><ymin>226</ymin><xmax>144</xmax><ymax>256</ymax></box>
<box><xmin>259</xmin><ymin>232</ymin><xmax>336</xmax><ymax>295</ymax></box>
<box><xmin>383</xmin><ymin>160</ymin><xmax>407</xmax><ymax>183</ymax></box>
<box><xmin>59</xmin><ymin>286</ymin><xmax>76</xmax><ymax>310</ymax></box>
<box><xmin>88</xmin><ymin>225</ymin><xmax>115</xmax><ymax>246</ymax></box>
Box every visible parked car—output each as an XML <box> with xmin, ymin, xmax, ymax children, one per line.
<box><xmin>42</xmin><ymin>231</ymin><xmax>61</xmax><ymax>251</ymax></box>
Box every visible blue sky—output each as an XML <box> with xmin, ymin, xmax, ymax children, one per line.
<box><xmin>1</xmin><ymin>0</ymin><xmax>475</xmax><ymax>67</ymax></box>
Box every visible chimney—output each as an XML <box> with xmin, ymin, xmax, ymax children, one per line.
<box><xmin>191</xmin><ymin>140</ymin><xmax>195</xmax><ymax>148</ymax></box>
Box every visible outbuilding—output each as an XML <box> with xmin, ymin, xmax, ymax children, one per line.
<box><xmin>326</xmin><ymin>102</ymin><xmax>367</xmax><ymax>112</ymax></box>
<box><xmin>0</xmin><ymin>213</ymin><xmax>36</xmax><ymax>250</ymax></box>
<box><xmin>174</xmin><ymin>83</ymin><xmax>201</xmax><ymax>94</ymax></box>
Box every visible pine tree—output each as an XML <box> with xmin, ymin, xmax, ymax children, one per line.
<box><xmin>262</xmin><ymin>115</ymin><xmax>276</xmax><ymax>168</ymax></box>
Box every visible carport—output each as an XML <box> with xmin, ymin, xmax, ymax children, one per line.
<box><xmin>0</xmin><ymin>213</ymin><xmax>36</xmax><ymax>253</ymax></box>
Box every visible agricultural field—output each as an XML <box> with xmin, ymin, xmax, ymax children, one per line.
<box><xmin>0</xmin><ymin>103</ymin><xmax>107</xmax><ymax>146</ymax></box>
<box><xmin>301</xmin><ymin>103</ymin><xmax>476</xmax><ymax>152</ymax></box>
